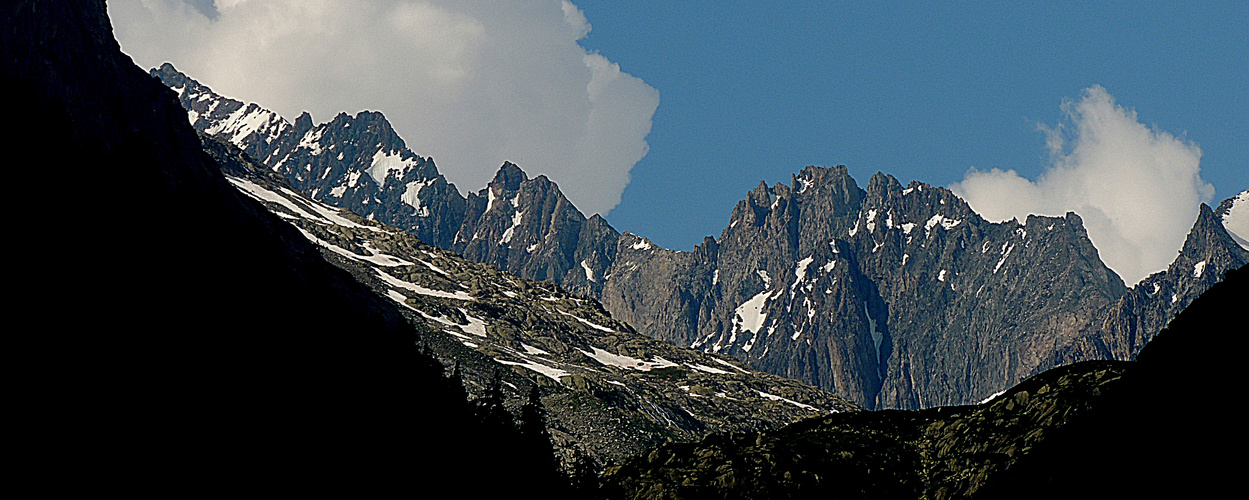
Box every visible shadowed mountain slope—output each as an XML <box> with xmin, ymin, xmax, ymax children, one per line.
<box><xmin>4</xmin><ymin>2</ymin><xmax>569</xmax><ymax>494</ymax></box>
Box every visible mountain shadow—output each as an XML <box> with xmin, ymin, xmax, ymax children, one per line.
<box><xmin>4</xmin><ymin>1</ymin><xmax>570</xmax><ymax>495</ymax></box>
<box><xmin>974</xmin><ymin>264</ymin><xmax>1247</xmax><ymax>498</ymax></box>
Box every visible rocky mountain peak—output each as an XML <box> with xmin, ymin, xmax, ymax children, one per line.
<box><xmin>694</xmin><ymin>236</ymin><xmax>720</xmax><ymax>260</ymax></box>
<box><xmin>490</xmin><ymin>161</ymin><xmax>529</xmax><ymax>192</ymax></box>
<box><xmin>153</xmin><ymin>62</ymin><xmax>195</xmax><ymax>90</ymax></box>
<box><xmin>793</xmin><ymin>165</ymin><xmax>856</xmax><ymax>195</ymax></box>
<box><xmin>1171</xmin><ymin>203</ymin><xmax>1244</xmax><ymax>286</ymax></box>
<box><xmin>586</xmin><ymin>213</ymin><xmax>610</xmax><ymax>227</ymax></box>
<box><xmin>293</xmin><ymin>111</ymin><xmax>313</xmax><ymax>129</ymax></box>
<box><xmin>864</xmin><ymin>171</ymin><xmax>902</xmax><ymax>195</ymax></box>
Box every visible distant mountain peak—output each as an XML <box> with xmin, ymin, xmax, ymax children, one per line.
<box><xmin>490</xmin><ymin>161</ymin><xmax>528</xmax><ymax>191</ymax></box>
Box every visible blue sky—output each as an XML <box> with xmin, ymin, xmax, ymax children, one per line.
<box><xmin>577</xmin><ymin>2</ymin><xmax>1247</xmax><ymax>251</ymax></box>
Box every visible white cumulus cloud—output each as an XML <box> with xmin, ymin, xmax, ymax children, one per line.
<box><xmin>109</xmin><ymin>0</ymin><xmax>659</xmax><ymax>216</ymax></box>
<box><xmin>950</xmin><ymin>85</ymin><xmax>1214</xmax><ymax>286</ymax></box>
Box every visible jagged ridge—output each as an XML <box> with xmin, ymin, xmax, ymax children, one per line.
<box><xmin>157</xmin><ymin>65</ymin><xmax>1247</xmax><ymax>411</ymax></box>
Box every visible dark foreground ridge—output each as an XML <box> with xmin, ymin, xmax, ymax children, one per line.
<box><xmin>598</xmin><ymin>265</ymin><xmax>1246</xmax><ymax>498</ymax></box>
<box><xmin>4</xmin><ymin>1</ymin><xmax>570</xmax><ymax>494</ymax></box>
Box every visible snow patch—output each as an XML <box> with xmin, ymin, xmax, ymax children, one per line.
<box><xmin>710</xmin><ymin>357</ymin><xmax>750</xmax><ymax>373</ymax></box>
<box><xmin>375</xmin><ymin>269</ymin><xmax>473</xmax><ymax>300</ymax></box>
<box><xmin>557</xmin><ymin>310</ymin><xmax>615</xmax><ymax>332</ymax></box>
<box><xmin>297</xmin><ymin>126</ymin><xmax>325</xmax><ymax>155</ymax></box>
<box><xmin>756</xmin><ymin>391</ymin><xmax>817</xmax><ymax>411</ymax></box>
<box><xmin>279</xmin><ymin>186</ymin><xmax>376</xmax><ymax>229</ymax></box>
<box><xmin>979</xmin><ymin>390</ymin><xmax>1006</xmax><ymax>404</ymax></box>
<box><xmin>687</xmin><ymin>363</ymin><xmax>730</xmax><ymax>375</ymax></box>
<box><xmin>500</xmin><ymin>208</ymin><xmax>524</xmax><ymax>245</ymax></box>
<box><xmin>580</xmin><ymin>347</ymin><xmax>677</xmax><ymax>371</ymax></box>
<box><xmin>295</xmin><ymin>228</ymin><xmax>414</xmax><ymax>267</ymax></box>
<box><xmin>401</xmin><ymin>179</ymin><xmax>434</xmax><ymax>215</ymax></box>
<box><xmin>734</xmin><ymin>289</ymin><xmax>776</xmax><ymax>335</ymax></box>
<box><xmin>924</xmin><ymin>214</ymin><xmax>961</xmax><ymax>236</ymax></box>
<box><xmin>994</xmin><ymin>243</ymin><xmax>1015</xmax><ymax>274</ymax></box>
<box><xmin>227</xmin><ymin>176</ymin><xmax>324</xmax><ymax>222</ymax></box>
<box><xmin>796</xmin><ymin>177</ymin><xmax>811</xmax><ymax>193</ymax></box>
<box><xmin>486</xmin><ymin>188</ymin><xmax>498</xmax><ymax>212</ymax></box>
<box><xmin>581</xmin><ymin>259</ymin><xmax>596</xmax><ymax>282</ymax></box>
<box><xmin>790</xmin><ymin>256</ymin><xmax>814</xmax><ymax>300</ymax></box>
<box><xmin>367</xmin><ymin>149</ymin><xmax>414</xmax><ymax>188</ymax></box>
<box><xmin>207</xmin><ymin>105</ymin><xmax>286</xmax><ymax>147</ymax></box>
<box><xmin>1193</xmin><ymin>260</ymin><xmax>1207</xmax><ymax>278</ymax></box>
<box><xmin>495</xmin><ymin>358</ymin><xmax>569</xmax><ymax>381</ymax></box>
<box><xmin>386</xmin><ymin>290</ymin><xmax>418</xmax><ymax>311</ymax></box>
<box><xmin>459</xmin><ymin>309</ymin><xmax>488</xmax><ymax>337</ymax></box>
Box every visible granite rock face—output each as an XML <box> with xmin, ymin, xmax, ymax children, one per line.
<box><xmin>158</xmin><ymin>66</ymin><xmax>1246</xmax><ymax>409</ymax></box>
<box><xmin>610</xmin><ymin>168</ymin><xmax>1138</xmax><ymax>410</ymax></box>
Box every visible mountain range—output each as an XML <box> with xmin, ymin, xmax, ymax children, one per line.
<box><xmin>9</xmin><ymin>2</ymin><xmax>1246</xmax><ymax>495</ymax></box>
<box><xmin>155</xmin><ymin>63</ymin><xmax>1248</xmax><ymax>410</ymax></box>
